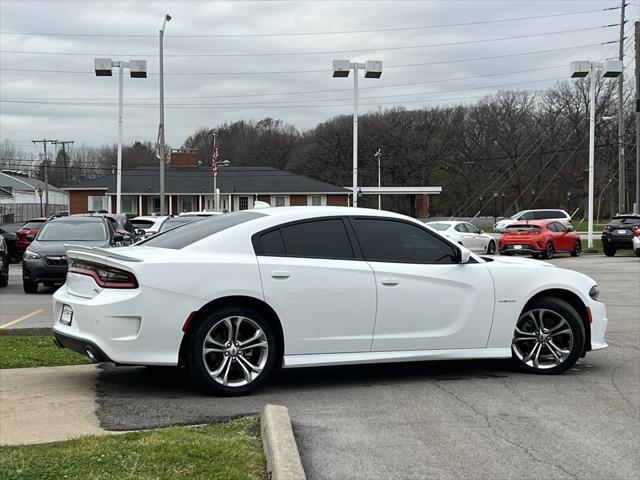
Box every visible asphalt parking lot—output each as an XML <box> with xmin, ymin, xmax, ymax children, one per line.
<box><xmin>1</xmin><ymin>256</ymin><xmax>638</xmax><ymax>479</ymax></box>
<box><xmin>0</xmin><ymin>264</ymin><xmax>57</xmax><ymax>329</ymax></box>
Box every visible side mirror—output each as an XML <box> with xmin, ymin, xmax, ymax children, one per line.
<box><xmin>459</xmin><ymin>247</ymin><xmax>472</xmax><ymax>264</ymax></box>
<box><xmin>26</xmin><ymin>234</ymin><xmax>35</xmax><ymax>241</ymax></box>
<box><xmin>479</xmin><ymin>230</ymin><xmax>485</xmax><ymax>234</ymax></box>
<box><xmin>135</xmin><ymin>229</ymin><xmax>145</xmax><ymax>236</ymax></box>
<box><xmin>113</xmin><ymin>234</ymin><xmax>124</xmax><ymax>243</ymax></box>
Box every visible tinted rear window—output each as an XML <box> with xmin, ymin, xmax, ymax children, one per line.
<box><xmin>131</xmin><ymin>220</ymin><xmax>155</xmax><ymax>229</ymax></box>
<box><xmin>505</xmin><ymin>224</ymin><xmax>541</xmax><ymax>232</ymax></box>
<box><xmin>141</xmin><ymin>211</ymin><xmax>265</xmax><ymax>249</ymax></box>
<box><xmin>609</xmin><ymin>216</ymin><xmax>640</xmax><ymax>226</ymax></box>
<box><xmin>279</xmin><ymin>219</ymin><xmax>354</xmax><ymax>259</ymax></box>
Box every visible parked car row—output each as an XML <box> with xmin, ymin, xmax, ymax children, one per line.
<box><xmin>601</xmin><ymin>214</ymin><xmax>640</xmax><ymax>257</ymax></box>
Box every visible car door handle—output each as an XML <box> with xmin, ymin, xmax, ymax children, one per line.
<box><xmin>381</xmin><ymin>277</ymin><xmax>399</xmax><ymax>286</ymax></box>
<box><xmin>271</xmin><ymin>271</ymin><xmax>291</xmax><ymax>279</ymax></box>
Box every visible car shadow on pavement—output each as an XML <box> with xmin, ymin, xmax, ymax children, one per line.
<box><xmin>96</xmin><ymin>359</ymin><xmax>518</xmax><ymax>431</ymax></box>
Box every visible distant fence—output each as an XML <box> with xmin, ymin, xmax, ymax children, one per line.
<box><xmin>0</xmin><ymin>203</ymin><xmax>68</xmax><ymax>223</ymax></box>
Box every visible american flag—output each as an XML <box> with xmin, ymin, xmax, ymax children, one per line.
<box><xmin>211</xmin><ymin>148</ymin><xmax>219</xmax><ymax>176</ymax></box>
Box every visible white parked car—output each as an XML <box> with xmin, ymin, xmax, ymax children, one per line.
<box><xmin>179</xmin><ymin>211</ymin><xmax>223</xmax><ymax>217</ymax></box>
<box><xmin>130</xmin><ymin>216</ymin><xmax>170</xmax><ymax>237</ymax></box>
<box><xmin>426</xmin><ymin>221</ymin><xmax>496</xmax><ymax>254</ymax></box>
<box><xmin>494</xmin><ymin>209</ymin><xmax>572</xmax><ymax>233</ymax></box>
<box><xmin>633</xmin><ymin>229</ymin><xmax>640</xmax><ymax>257</ymax></box>
<box><xmin>52</xmin><ymin>207</ymin><xmax>607</xmax><ymax>396</ymax></box>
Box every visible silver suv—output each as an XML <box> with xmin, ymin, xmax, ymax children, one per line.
<box><xmin>494</xmin><ymin>209</ymin><xmax>572</xmax><ymax>233</ymax></box>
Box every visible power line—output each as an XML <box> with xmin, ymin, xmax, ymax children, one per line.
<box><xmin>0</xmin><ymin>25</ymin><xmax>614</xmax><ymax>58</ymax></box>
<box><xmin>0</xmin><ymin>8</ymin><xmax>614</xmax><ymax>39</ymax></box>
<box><xmin>0</xmin><ymin>42</ymin><xmax>613</xmax><ymax>76</ymax></box>
<box><xmin>0</xmin><ymin>76</ymin><xmax>567</xmax><ymax>108</ymax></box>
<box><xmin>3</xmin><ymin>65</ymin><xmax>567</xmax><ymax>101</ymax></box>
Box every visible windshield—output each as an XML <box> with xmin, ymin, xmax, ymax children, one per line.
<box><xmin>37</xmin><ymin>221</ymin><xmax>107</xmax><ymax>241</ymax></box>
<box><xmin>428</xmin><ymin>223</ymin><xmax>450</xmax><ymax>231</ymax></box>
<box><xmin>143</xmin><ymin>211</ymin><xmax>265</xmax><ymax>249</ymax></box>
<box><xmin>609</xmin><ymin>216</ymin><xmax>640</xmax><ymax>226</ymax></box>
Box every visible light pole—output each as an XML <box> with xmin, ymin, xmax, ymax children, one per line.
<box><xmin>159</xmin><ymin>14</ymin><xmax>171</xmax><ymax>216</ymax></box>
<box><xmin>332</xmin><ymin>59</ymin><xmax>383</xmax><ymax>207</ymax></box>
<box><xmin>37</xmin><ymin>187</ymin><xmax>43</xmax><ymax>217</ymax></box>
<box><xmin>570</xmin><ymin>60</ymin><xmax>622</xmax><ymax>248</ymax></box>
<box><xmin>212</xmin><ymin>132</ymin><xmax>218</xmax><ymax>212</ymax></box>
<box><xmin>95</xmin><ymin>58</ymin><xmax>147</xmax><ymax>214</ymax></box>
<box><xmin>374</xmin><ymin>148</ymin><xmax>382</xmax><ymax>209</ymax></box>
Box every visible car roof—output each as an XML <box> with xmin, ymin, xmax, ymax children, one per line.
<box><xmin>132</xmin><ymin>216</ymin><xmax>167</xmax><ymax>221</ymax></box>
<box><xmin>508</xmin><ymin>220</ymin><xmax>551</xmax><ymax>226</ymax></box>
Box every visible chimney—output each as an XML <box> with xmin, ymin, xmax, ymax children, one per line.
<box><xmin>169</xmin><ymin>148</ymin><xmax>200</xmax><ymax>167</ymax></box>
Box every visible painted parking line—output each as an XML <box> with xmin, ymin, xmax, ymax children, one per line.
<box><xmin>0</xmin><ymin>309</ymin><xmax>44</xmax><ymax>329</ymax></box>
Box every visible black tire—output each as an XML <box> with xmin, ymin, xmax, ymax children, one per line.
<box><xmin>531</xmin><ymin>253</ymin><xmax>541</xmax><ymax>259</ymax></box>
<box><xmin>185</xmin><ymin>306</ymin><xmax>277</xmax><ymax>396</ymax></box>
<box><xmin>486</xmin><ymin>241</ymin><xmax>496</xmax><ymax>255</ymax></box>
<box><xmin>635</xmin><ymin>248</ymin><xmax>640</xmax><ymax>258</ymax></box>
<box><xmin>603</xmin><ymin>244</ymin><xmax>616</xmax><ymax>257</ymax></box>
<box><xmin>570</xmin><ymin>240</ymin><xmax>582</xmax><ymax>257</ymax></box>
<box><xmin>511</xmin><ymin>296</ymin><xmax>585</xmax><ymax>375</ymax></box>
<box><xmin>23</xmin><ymin>279</ymin><xmax>38</xmax><ymax>293</ymax></box>
<box><xmin>540</xmin><ymin>241</ymin><xmax>554</xmax><ymax>260</ymax></box>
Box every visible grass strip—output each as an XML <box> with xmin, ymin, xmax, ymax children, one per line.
<box><xmin>0</xmin><ymin>417</ymin><xmax>266</xmax><ymax>480</ymax></box>
<box><xmin>0</xmin><ymin>335</ymin><xmax>89</xmax><ymax>369</ymax></box>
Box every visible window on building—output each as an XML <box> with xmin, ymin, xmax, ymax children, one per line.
<box><xmin>239</xmin><ymin>196</ymin><xmax>249</xmax><ymax>210</ymax></box>
<box><xmin>148</xmin><ymin>196</ymin><xmax>160</xmax><ymax>213</ymax></box>
<box><xmin>121</xmin><ymin>196</ymin><xmax>137</xmax><ymax>214</ymax></box>
<box><xmin>88</xmin><ymin>196</ymin><xmax>108</xmax><ymax>212</ymax></box>
<box><xmin>275</xmin><ymin>195</ymin><xmax>286</xmax><ymax>207</ymax></box>
<box><xmin>311</xmin><ymin>195</ymin><xmax>322</xmax><ymax>206</ymax></box>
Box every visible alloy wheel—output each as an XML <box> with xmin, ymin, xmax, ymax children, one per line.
<box><xmin>512</xmin><ymin>308</ymin><xmax>574</xmax><ymax>370</ymax></box>
<box><xmin>201</xmin><ymin>316</ymin><xmax>269</xmax><ymax>387</ymax></box>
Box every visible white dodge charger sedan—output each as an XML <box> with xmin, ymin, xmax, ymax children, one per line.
<box><xmin>426</xmin><ymin>220</ymin><xmax>496</xmax><ymax>254</ymax></box>
<box><xmin>52</xmin><ymin>207</ymin><xmax>608</xmax><ymax>396</ymax></box>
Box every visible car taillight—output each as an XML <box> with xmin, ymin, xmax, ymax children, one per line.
<box><xmin>69</xmin><ymin>259</ymin><xmax>138</xmax><ymax>289</ymax></box>
<box><xmin>634</xmin><ymin>229</ymin><xmax>640</xmax><ymax>238</ymax></box>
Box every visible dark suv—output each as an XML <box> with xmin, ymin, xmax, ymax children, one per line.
<box><xmin>22</xmin><ymin>216</ymin><xmax>127</xmax><ymax>293</ymax></box>
<box><xmin>75</xmin><ymin>213</ymin><xmax>143</xmax><ymax>244</ymax></box>
<box><xmin>601</xmin><ymin>214</ymin><xmax>640</xmax><ymax>256</ymax></box>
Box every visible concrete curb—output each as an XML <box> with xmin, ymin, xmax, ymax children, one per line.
<box><xmin>261</xmin><ymin>404</ymin><xmax>306</xmax><ymax>480</ymax></box>
<box><xmin>0</xmin><ymin>327</ymin><xmax>52</xmax><ymax>336</ymax></box>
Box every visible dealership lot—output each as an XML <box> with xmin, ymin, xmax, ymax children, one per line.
<box><xmin>1</xmin><ymin>255</ymin><xmax>638</xmax><ymax>479</ymax></box>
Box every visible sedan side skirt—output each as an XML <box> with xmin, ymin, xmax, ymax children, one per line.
<box><xmin>283</xmin><ymin>347</ymin><xmax>512</xmax><ymax>368</ymax></box>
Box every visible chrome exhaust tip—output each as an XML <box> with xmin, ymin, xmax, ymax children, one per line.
<box><xmin>86</xmin><ymin>348</ymin><xmax>98</xmax><ymax>363</ymax></box>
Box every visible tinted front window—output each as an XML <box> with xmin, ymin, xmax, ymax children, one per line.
<box><xmin>547</xmin><ymin>223</ymin><xmax>557</xmax><ymax>232</ymax></box>
<box><xmin>279</xmin><ymin>219</ymin><xmax>354</xmax><ymax>259</ymax></box>
<box><xmin>353</xmin><ymin>218</ymin><xmax>458</xmax><ymax>264</ymax></box>
<box><xmin>37</xmin><ymin>221</ymin><xmax>107</xmax><ymax>241</ymax></box>
<box><xmin>142</xmin><ymin>211</ymin><xmax>265</xmax><ymax>249</ymax></box>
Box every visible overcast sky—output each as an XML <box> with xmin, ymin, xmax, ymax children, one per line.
<box><xmin>0</xmin><ymin>0</ymin><xmax>635</xmax><ymax>155</ymax></box>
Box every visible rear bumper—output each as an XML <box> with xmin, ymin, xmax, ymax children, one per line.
<box><xmin>53</xmin><ymin>331</ymin><xmax>113</xmax><ymax>363</ymax></box>
<box><xmin>52</xmin><ymin>283</ymin><xmax>197</xmax><ymax>366</ymax></box>
<box><xmin>601</xmin><ymin>234</ymin><xmax>633</xmax><ymax>248</ymax></box>
<box><xmin>499</xmin><ymin>243</ymin><xmax>541</xmax><ymax>255</ymax></box>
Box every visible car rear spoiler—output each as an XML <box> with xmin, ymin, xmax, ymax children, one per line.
<box><xmin>64</xmin><ymin>244</ymin><xmax>143</xmax><ymax>262</ymax></box>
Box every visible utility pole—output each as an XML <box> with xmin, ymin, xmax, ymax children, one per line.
<box><xmin>618</xmin><ymin>0</ymin><xmax>627</xmax><ymax>213</ymax></box>
<box><xmin>32</xmin><ymin>139</ymin><xmax>57</xmax><ymax>216</ymax></box>
<box><xmin>635</xmin><ymin>21</ymin><xmax>640</xmax><ymax>213</ymax></box>
<box><xmin>54</xmin><ymin>140</ymin><xmax>74</xmax><ymax>187</ymax></box>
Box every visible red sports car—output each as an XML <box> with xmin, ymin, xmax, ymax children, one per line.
<box><xmin>15</xmin><ymin>218</ymin><xmax>47</xmax><ymax>258</ymax></box>
<box><xmin>499</xmin><ymin>220</ymin><xmax>581</xmax><ymax>259</ymax></box>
